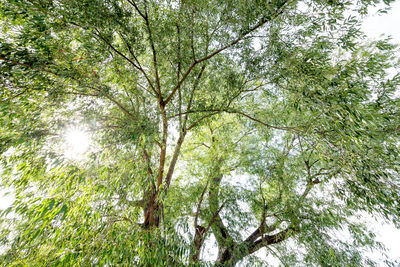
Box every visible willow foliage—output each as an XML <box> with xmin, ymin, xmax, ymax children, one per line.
<box><xmin>1</xmin><ymin>0</ymin><xmax>400</xmax><ymax>266</ymax></box>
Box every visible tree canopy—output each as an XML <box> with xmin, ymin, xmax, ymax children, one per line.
<box><xmin>1</xmin><ymin>0</ymin><xmax>400</xmax><ymax>266</ymax></box>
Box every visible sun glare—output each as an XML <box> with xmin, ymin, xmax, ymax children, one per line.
<box><xmin>64</xmin><ymin>128</ymin><xmax>90</xmax><ymax>159</ymax></box>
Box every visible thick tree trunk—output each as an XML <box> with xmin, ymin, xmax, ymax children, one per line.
<box><xmin>214</xmin><ymin>247</ymin><xmax>237</xmax><ymax>267</ymax></box>
<box><xmin>191</xmin><ymin>225</ymin><xmax>205</xmax><ymax>262</ymax></box>
<box><xmin>208</xmin><ymin>170</ymin><xmax>240</xmax><ymax>266</ymax></box>
<box><xmin>143</xmin><ymin>193</ymin><xmax>161</xmax><ymax>228</ymax></box>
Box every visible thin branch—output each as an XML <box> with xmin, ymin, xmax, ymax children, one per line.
<box><xmin>186</xmin><ymin>65</ymin><xmax>206</xmax><ymax>117</ymax></box>
<box><xmin>85</xmin><ymin>84</ymin><xmax>137</xmax><ymax>119</ymax></box>
<box><xmin>248</xmin><ymin>226</ymin><xmax>295</xmax><ymax>254</ymax></box>
<box><xmin>190</xmin><ymin>7</ymin><xmax>197</xmax><ymax>61</ymax></box>
<box><xmin>193</xmin><ymin>142</ymin><xmax>211</xmax><ymax>149</ymax></box>
<box><xmin>163</xmin><ymin>65</ymin><xmax>206</xmax><ymax>193</ymax></box>
<box><xmin>156</xmin><ymin>105</ymin><xmax>168</xmax><ymax>192</ymax></box>
<box><xmin>177</xmin><ymin>24</ymin><xmax>183</xmax><ymax>127</ymax></box>
<box><xmin>93</xmin><ymin>29</ymin><xmax>140</xmax><ymax>71</ymax></box>
<box><xmin>62</xmin><ymin>90</ymin><xmax>100</xmax><ymax>97</ymax></box>
<box><xmin>0</xmin><ymin>88</ymin><xmax>28</xmax><ymax>103</ymax></box>
<box><xmin>126</xmin><ymin>0</ymin><xmax>146</xmax><ymax>19</ymax></box>
<box><xmin>164</xmin><ymin>60</ymin><xmax>197</xmax><ymax>105</ymax></box>
<box><xmin>194</xmin><ymin>181</ymin><xmax>209</xmax><ymax>228</ymax></box>
<box><xmin>244</xmin><ymin>223</ymin><xmax>277</xmax><ymax>244</ymax></box>
<box><xmin>186</xmin><ymin>111</ymin><xmax>220</xmax><ymax>131</ymax></box>
<box><xmin>0</xmin><ymin>55</ymin><xmax>57</xmax><ymax>76</ymax></box>
<box><xmin>142</xmin><ymin>148</ymin><xmax>154</xmax><ymax>179</ymax></box>
<box><xmin>164</xmin><ymin>130</ymin><xmax>186</xmax><ymax>192</ymax></box>
<box><xmin>122</xmin><ymin>85</ymin><xmax>137</xmax><ymax>113</ymax></box>
<box><xmin>230</xmin><ymin>82</ymin><xmax>269</xmax><ymax>107</ymax></box>
<box><xmin>0</xmin><ymin>56</ymin><xmax>33</xmax><ymax>69</ymax></box>
<box><xmin>104</xmin><ymin>214</ymin><xmax>136</xmax><ymax>225</ymax></box>
<box><xmin>117</xmin><ymin>31</ymin><xmax>158</xmax><ymax>96</ymax></box>
<box><xmin>265</xmin><ymin>245</ymin><xmax>290</xmax><ymax>267</ymax></box>
<box><xmin>143</xmin><ymin>1</ymin><xmax>162</xmax><ymax>95</ymax></box>
<box><xmin>232</xmin><ymin>130</ymin><xmax>254</xmax><ymax>146</ymax></box>
<box><xmin>204</xmin><ymin>201</ymin><xmax>226</xmax><ymax>237</ymax></box>
<box><xmin>180</xmin><ymin>108</ymin><xmax>301</xmax><ymax>131</ymax></box>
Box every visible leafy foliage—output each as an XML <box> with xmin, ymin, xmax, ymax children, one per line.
<box><xmin>1</xmin><ymin>0</ymin><xmax>400</xmax><ymax>266</ymax></box>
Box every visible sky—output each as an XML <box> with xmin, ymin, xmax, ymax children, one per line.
<box><xmin>362</xmin><ymin>1</ymin><xmax>400</xmax><ymax>44</ymax></box>
<box><xmin>1</xmin><ymin>1</ymin><xmax>400</xmax><ymax>265</ymax></box>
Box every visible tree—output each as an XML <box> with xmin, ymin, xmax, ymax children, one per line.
<box><xmin>1</xmin><ymin>0</ymin><xmax>400</xmax><ymax>265</ymax></box>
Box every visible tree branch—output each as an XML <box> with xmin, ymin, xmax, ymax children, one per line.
<box><xmin>93</xmin><ymin>29</ymin><xmax>141</xmax><ymax>71</ymax></box>
<box><xmin>156</xmin><ymin>105</ymin><xmax>168</xmax><ymax>193</ymax></box>
<box><xmin>164</xmin><ymin>0</ymin><xmax>289</xmax><ymax>106</ymax></box>
<box><xmin>186</xmin><ymin>112</ymin><xmax>220</xmax><ymax>131</ymax></box>
<box><xmin>126</xmin><ymin>0</ymin><xmax>146</xmax><ymax>20</ymax></box>
<box><xmin>0</xmin><ymin>88</ymin><xmax>28</xmax><ymax>103</ymax></box>
<box><xmin>143</xmin><ymin>1</ymin><xmax>162</xmax><ymax>96</ymax></box>
<box><xmin>244</xmin><ymin>223</ymin><xmax>278</xmax><ymax>245</ymax></box>
<box><xmin>190</xmin><ymin>7</ymin><xmax>197</xmax><ymax>62</ymax></box>
<box><xmin>194</xmin><ymin>181</ymin><xmax>209</xmax><ymax>229</ymax></box>
<box><xmin>117</xmin><ymin>31</ymin><xmax>158</xmax><ymax>96</ymax></box>
<box><xmin>164</xmin><ymin>129</ymin><xmax>186</xmax><ymax>192</ymax></box>
<box><xmin>177</xmin><ymin>24</ymin><xmax>183</xmax><ymax>127</ymax></box>
<box><xmin>177</xmin><ymin>108</ymin><xmax>302</xmax><ymax>131</ymax></box>
<box><xmin>248</xmin><ymin>226</ymin><xmax>294</xmax><ymax>254</ymax></box>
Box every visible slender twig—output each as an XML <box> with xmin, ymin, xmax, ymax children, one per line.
<box><xmin>194</xmin><ymin>181</ymin><xmax>209</xmax><ymax>228</ymax></box>
<box><xmin>0</xmin><ymin>88</ymin><xmax>28</xmax><ymax>103</ymax></box>
<box><xmin>126</xmin><ymin>0</ymin><xmax>146</xmax><ymax>19</ymax></box>
<box><xmin>117</xmin><ymin>31</ymin><xmax>158</xmax><ymax>96</ymax></box>
<box><xmin>143</xmin><ymin>0</ymin><xmax>162</xmax><ymax>95</ymax></box>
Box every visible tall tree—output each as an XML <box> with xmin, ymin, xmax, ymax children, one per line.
<box><xmin>1</xmin><ymin>0</ymin><xmax>399</xmax><ymax>265</ymax></box>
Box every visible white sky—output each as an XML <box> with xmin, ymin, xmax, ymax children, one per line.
<box><xmin>362</xmin><ymin>1</ymin><xmax>400</xmax><ymax>44</ymax></box>
<box><xmin>1</xmin><ymin>1</ymin><xmax>400</xmax><ymax>265</ymax></box>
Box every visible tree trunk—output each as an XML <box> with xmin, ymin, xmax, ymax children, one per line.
<box><xmin>143</xmin><ymin>193</ymin><xmax>161</xmax><ymax>228</ymax></box>
<box><xmin>214</xmin><ymin>247</ymin><xmax>237</xmax><ymax>267</ymax></box>
<box><xmin>191</xmin><ymin>225</ymin><xmax>205</xmax><ymax>262</ymax></box>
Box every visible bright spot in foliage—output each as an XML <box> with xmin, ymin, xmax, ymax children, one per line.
<box><xmin>64</xmin><ymin>128</ymin><xmax>90</xmax><ymax>159</ymax></box>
